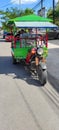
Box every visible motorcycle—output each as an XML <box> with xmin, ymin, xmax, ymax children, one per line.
<box><xmin>26</xmin><ymin>37</ymin><xmax>48</xmax><ymax>86</ymax></box>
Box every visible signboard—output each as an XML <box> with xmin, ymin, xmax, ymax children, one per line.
<box><xmin>38</xmin><ymin>7</ymin><xmax>45</xmax><ymax>17</ymax></box>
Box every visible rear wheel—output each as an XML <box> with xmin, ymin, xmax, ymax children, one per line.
<box><xmin>57</xmin><ymin>34</ymin><xmax>59</xmax><ymax>39</ymax></box>
<box><xmin>12</xmin><ymin>56</ymin><xmax>17</xmax><ymax>64</ymax></box>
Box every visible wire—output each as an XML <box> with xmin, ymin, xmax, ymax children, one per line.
<box><xmin>0</xmin><ymin>1</ymin><xmax>14</xmax><ymax>9</ymax></box>
<box><xmin>32</xmin><ymin>0</ymin><xmax>45</xmax><ymax>10</ymax></box>
<box><xmin>32</xmin><ymin>0</ymin><xmax>41</xmax><ymax>10</ymax></box>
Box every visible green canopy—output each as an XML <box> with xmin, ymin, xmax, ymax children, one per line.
<box><xmin>8</xmin><ymin>14</ymin><xmax>58</xmax><ymax>29</ymax></box>
<box><xmin>10</xmin><ymin>14</ymin><xmax>52</xmax><ymax>22</ymax></box>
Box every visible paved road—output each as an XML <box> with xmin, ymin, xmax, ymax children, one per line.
<box><xmin>0</xmin><ymin>39</ymin><xmax>59</xmax><ymax>130</ymax></box>
<box><xmin>47</xmin><ymin>40</ymin><xmax>59</xmax><ymax>92</ymax></box>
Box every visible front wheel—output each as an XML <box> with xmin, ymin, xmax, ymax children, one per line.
<box><xmin>38</xmin><ymin>67</ymin><xmax>47</xmax><ymax>86</ymax></box>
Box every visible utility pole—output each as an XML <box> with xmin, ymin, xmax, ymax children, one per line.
<box><xmin>19</xmin><ymin>0</ymin><xmax>21</xmax><ymax>10</ymax></box>
<box><xmin>53</xmin><ymin>0</ymin><xmax>55</xmax><ymax>23</ymax></box>
<box><xmin>41</xmin><ymin>0</ymin><xmax>43</xmax><ymax>9</ymax></box>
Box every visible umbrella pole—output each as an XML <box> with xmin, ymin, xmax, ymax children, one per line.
<box><xmin>46</xmin><ymin>29</ymin><xmax>48</xmax><ymax>48</ymax></box>
<box><xmin>36</xmin><ymin>28</ymin><xmax>37</xmax><ymax>47</ymax></box>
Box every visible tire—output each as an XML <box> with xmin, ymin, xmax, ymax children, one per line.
<box><xmin>12</xmin><ymin>56</ymin><xmax>17</xmax><ymax>64</ymax></box>
<box><xmin>57</xmin><ymin>34</ymin><xmax>59</xmax><ymax>39</ymax></box>
<box><xmin>38</xmin><ymin>67</ymin><xmax>47</xmax><ymax>86</ymax></box>
<box><xmin>30</xmin><ymin>55</ymin><xmax>36</xmax><ymax>71</ymax></box>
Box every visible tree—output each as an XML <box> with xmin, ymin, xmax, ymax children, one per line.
<box><xmin>55</xmin><ymin>2</ymin><xmax>59</xmax><ymax>25</ymax></box>
<box><xmin>0</xmin><ymin>7</ymin><xmax>34</xmax><ymax>30</ymax></box>
<box><xmin>47</xmin><ymin>8</ymin><xmax>53</xmax><ymax>19</ymax></box>
<box><xmin>47</xmin><ymin>1</ymin><xmax>59</xmax><ymax>25</ymax></box>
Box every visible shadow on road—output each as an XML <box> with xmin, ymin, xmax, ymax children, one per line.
<box><xmin>0</xmin><ymin>56</ymin><xmax>41</xmax><ymax>87</ymax></box>
<box><xmin>0</xmin><ymin>47</ymin><xmax>59</xmax><ymax>91</ymax></box>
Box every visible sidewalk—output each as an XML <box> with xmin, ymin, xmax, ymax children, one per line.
<box><xmin>47</xmin><ymin>40</ymin><xmax>59</xmax><ymax>91</ymax></box>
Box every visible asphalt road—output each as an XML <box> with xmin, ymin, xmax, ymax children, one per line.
<box><xmin>47</xmin><ymin>40</ymin><xmax>59</xmax><ymax>93</ymax></box>
<box><xmin>0</xmin><ymin>39</ymin><xmax>59</xmax><ymax>130</ymax></box>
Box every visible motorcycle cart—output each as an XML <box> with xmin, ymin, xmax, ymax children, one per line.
<box><xmin>11</xmin><ymin>29</ymin><xmax>48</xmax><ymax>85</ymax></box>
<box><xmin>10</xmin><ymin>14</ymin><xmax>57</xmax><ymax>85</ymax></box>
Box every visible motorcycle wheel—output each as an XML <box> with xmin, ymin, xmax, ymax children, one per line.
<box><xmin>29</xmin><ymin>55</ymin><xmax>36</xmax><ymax>71</ymax></box>
<box><xmin>38</xmin><ymin>68</ymin><xmax>47</xmax><ymax>86</ymax></box>
<box><xmin>12</xmin><ymin>56</ymin><xmax>17</xmax><ymax>64</ymax></box>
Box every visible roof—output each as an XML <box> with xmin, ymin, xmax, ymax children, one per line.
<box><xmin>10</xmin><ymin>14</ymin><xmax>53</xmax><ymax>22</ymax></box>
<box><xmin>15</xmin><ymin>21</ymin><xmax>58</xmax><ymax>28</ymax></box>
<box><xmin>8</xmin><ymin>14</ymin><xmax>58</xmax><ymax>29</ymax></box>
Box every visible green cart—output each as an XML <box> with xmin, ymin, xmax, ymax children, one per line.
<box><xmin>11</xmin><ymin>36</ymin><xmax>36</xmax><ymax>64</ymax></box>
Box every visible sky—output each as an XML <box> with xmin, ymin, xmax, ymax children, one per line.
<box><xmin>0</xmin><ymin>0</ymin><xmax>58</xmax><ymax>26</ymax></box>
<box><xmin>0</xmin><ymin>0</ymin><xmax>58</xmax><ymax>11</ymax></box>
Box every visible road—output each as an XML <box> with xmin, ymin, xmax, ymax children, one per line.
<box><xmin>0</xmin><ymin>39</ymin><xmax>59</xmax><ymax>130</ymax></box>
<box><xmin>47</xmin><ymin>40</ymin><xmax>59</xmax><ymax>92</ymax></box>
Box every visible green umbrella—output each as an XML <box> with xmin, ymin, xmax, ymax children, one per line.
<box><xmin>8</xmin><ymin>14</ymin><xmax>58</xmax><ymax>29</ymax></box>
<box><xmin>10</xmin><ymin>14</ymin><xmax>52</xmax><ymax>22</ymax></box>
